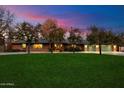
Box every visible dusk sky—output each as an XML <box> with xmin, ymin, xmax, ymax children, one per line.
<box><xmin>3</xmin><ymin>5</ymin><xmax>124</xmax><ymax>32</ymax></box>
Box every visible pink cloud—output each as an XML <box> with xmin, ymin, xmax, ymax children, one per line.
<box><xmin>4</xmin><ymin>6</ymin><xmax>87</xmax><ymax>27</ymax></box>
<box><xmin>16</xmin><ymin>12</ymin><xmax>50</xmax><ymax>21</ymax></box>
<box><xmin>15</xmin><ymin>11</ymin><xmax>74</xmax><ymax>27</ymax></box>
<box><xmin>57</xmin><ymin>19</ymin><xmax>74</xmax><ymax>27</ymax></box>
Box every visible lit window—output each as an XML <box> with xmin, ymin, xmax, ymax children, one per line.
<box><xmin>33</xmin><ymin>44</ymin><xmax>43</xmax><ymax>49</ymax></box>
<box><xmin>72</xmin><ymin>44</ymin><xmax>76</xmax><ymax>48</ymax></box>
<box><xmin>60</xmin><ymin>44</ymin><xmax>63</xmax><ymax>47</ymax></box>
<box><xmin>54</xmin><ymin>44</ymin><xmax>57</xmax><ymax>47</ymax></box>
<box><xmin>22</xmin><ymin>44</ymin><xmax>26</xmax><ymax>48</ymax></box>
<box><xmin>74</xmin><ymin>45</ymin><xmax>76</xmax><ymax>48</ymax></box>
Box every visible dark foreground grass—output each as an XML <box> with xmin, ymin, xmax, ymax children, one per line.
<box><xmin>0</xmin><ymin>53</ymin><xmax>124</xmax><ymax>88</ymax></box>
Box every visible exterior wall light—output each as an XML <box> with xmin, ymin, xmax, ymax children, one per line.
<box><xmin>96</xmin><ymin>45</ymin><xmax>99</xmax><ymax>48</ymax></box>
<box><xmin>84</xmin><ymin>45</ymin><xmax>87</xmax><ymax>48</ymax></box>
<box><xmin>113</xmin><ymin>45</ymin><xmax>117</xmax><ymax>49</ymax></box>
<box><xmin>113</xmin><ymin>45</ymin><xmax>117</xmax><ymax>51</ymax></box>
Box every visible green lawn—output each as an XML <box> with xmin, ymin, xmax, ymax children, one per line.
<box><xmin>0</xmin><ymin>53</ymin><xmax>124</xmax><ymax>88</ymax></box>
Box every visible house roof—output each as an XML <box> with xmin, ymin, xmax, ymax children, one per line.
<box><xmin>12</xmin><ymin>39</ymin><xmax>88</xmax><ymax>44</ymax></box>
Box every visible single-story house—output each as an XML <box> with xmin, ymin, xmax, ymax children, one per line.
<box><xmin>10</xmin><ymin>39</ymin><xmax>119</xmax><ymax>52</ymax></box>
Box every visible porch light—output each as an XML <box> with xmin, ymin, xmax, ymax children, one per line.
<box><xmin>113</xmin><ymin>45</ymin><xmax>117</xmax><ymax>51</ymax></box>
<box><xmin>113</xmin><ymin>45</ymin><xmax>117</xmax><ymax>49</ymax></box>
<box><xmin>84</xmin><ymin>45</ymin><xmax>87</xmax><ymax>48</ymax></box>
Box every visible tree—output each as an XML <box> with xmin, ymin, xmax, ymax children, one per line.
<box><xmin>42</xmin><ymin>19</ymin><xmax>58</xmax><ymax>53</ymax></box>
<box><xmin>55</xmin><ymin>27</ymin><xmax>64</xmax><ymax>44</ymax></box>
<box><xmin>16</xmin><ymin>22</ymin><xmax>34</xmax><ymax>54</ymax></box>
<box><xmin>117</xmin><ymin>32</ymin><xmax>124</xmax><ymax>46</ymax></box>
<box><xmin>68</xmin><ymin>27</ymin><xmax>82</xmax><ymax>53</ymax></box>
<box><xmin>34</xmin><ymin>23</ymin><xmax>43</xmax><ymax>43</ymax></box>
<box><xmin>0</xmin><ymin>34</ymin><xmax>4</xmax><ymax>45</ymax></box>
<box><xmin>87</xmin><ymin>25</ymin><xmax>124</xmax><ymax>54</ymax></box>
<box><xmin>0</xmin><ymin>7</ymin><xmax>14</xmax><ymax>51</ymax></box>
<box><xmin>87</xmin><ymin>25</ymin><xmax>105</xmax><ymax>55</ymax></box>
<box><xmin>102</xmin><ymin>30</ymin><xmax>124</xmax><ymax>51</ymax></box>
<box><xmin>49</xmin><ymin>27</ymin><xmax>64</xmax><ymax>51</ymax></box>
<box><xmin>104</xmin><ymin>30</ymin><xmax>114</xmax><ymax>44</ymax></box>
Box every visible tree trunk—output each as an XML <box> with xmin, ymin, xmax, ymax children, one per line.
<box><xmin>27</xmin><ymin>42</ymin><xmax>30</xmax><ymax>54</ymax></box>
<box><xmin>3</xmin><ymin>40</ymin><xmax>6</xmax><ymax>52</ymax></box>
<box><xmin>73</xmin><ymin>44</ymin><xmax>75</xmax><ymax>53</ymax></box>
<box><xmin>49</xmin><ymin>42</ymin><xmax>53</xmax><ymax>53</ymax></box>
<box><xmin>98</xmin><ymin>34</ymin><xmax>102</xmax><ymax>55</ymax></box>
<box><xmin>99</xmin><ymin>43</ymin><xmax>102</xmax><ymax>55</ymax></box>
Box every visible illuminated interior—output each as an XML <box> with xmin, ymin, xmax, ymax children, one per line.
<box><xmin>22</xmin><ymin>44</ymin><xmax>26</xmax><ymax>48</ymax></box>
<box><xmin>54</xmin><ymin>44</ymin><xmax>63</xmax><ymax>49</ymax></box>
<box><xmin>71</xmin><ymin>44</ymin><xmax>76</xmax><ymax>48</ymax></box>
<box><xmin>33</xmin><ymin>44</ymin><xmax>43</xmax><ymax>49</ymax></box>
<box><xmin>54</xmin><ymin>44</ymin><xmax>57</xmax><ymax>47</ymax></box>
<box><xmin>60</xmin><ymin>44</ymin><xmax>63</xmax><ymax>47</ymax></box>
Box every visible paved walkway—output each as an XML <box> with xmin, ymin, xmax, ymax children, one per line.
<box><xmin>0</xmin><ymin>51</ymin><xmax>124</xmax><ymax>56</ymax></box>
<box><xmin>0</xmin><ymin>52</ymin><xmax>27</xmax><ymax>55</ymax></box>
<box><xmin>102</xmin><ymin>52</ymin><xmax>124</xmax><ymax>56</ymax></box>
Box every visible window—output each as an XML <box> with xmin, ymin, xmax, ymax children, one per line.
<box><xmin>22</xmin><ymin>44</ymin><xmax>26</xmax><ymax>48</ymax></box>
<box><xmin>33</xmin><ymin>44</ymin><xmax>43</xmax><ymax>49</ymax></box>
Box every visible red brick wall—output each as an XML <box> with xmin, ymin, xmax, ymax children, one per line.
<box><xmin>11</xmin><ymin>44</ymin><xmax>24</xmax><ymax>50</ymax></box>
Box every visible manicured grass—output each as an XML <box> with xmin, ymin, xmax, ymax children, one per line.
<box><xmin>0</xmin><ymin>53</ymin><xmax>124</xmax><ymax>88</ymax></box>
